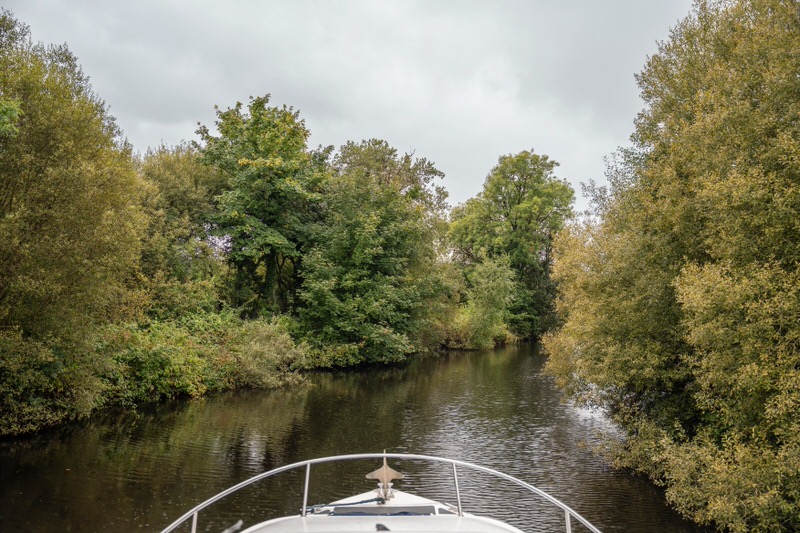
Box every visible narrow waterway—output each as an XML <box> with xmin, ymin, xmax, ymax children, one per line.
<box><xmin>0</xmin><ymin>344</ymin><xmax>709</xmax><ymax>532</ymax></box>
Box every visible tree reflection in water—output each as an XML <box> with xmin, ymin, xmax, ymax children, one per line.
<box><xmin>0</xmin><ymin>344</ymin><xmax>708</xmax><ymax>532</ymax></box>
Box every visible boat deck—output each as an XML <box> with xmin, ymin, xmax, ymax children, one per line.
<box><xmin>240</xmin><ymin>490</ymin><xmax>526</xmax><ymax>533</ymax></box>
<box><xmin>241</xmin><ymin>514</ymin><xmax>525</xmax><ymax>533</ymax></box>
<box><xmin>160</xmin><ymin>453</ymin><xmax>602</xmax><ymax>533</ymax></box>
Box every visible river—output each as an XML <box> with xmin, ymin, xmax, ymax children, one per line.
<box><xmin>0</xmin><ymin>344</ymin><xmax>709</xmax><ymax>532</ymax></box>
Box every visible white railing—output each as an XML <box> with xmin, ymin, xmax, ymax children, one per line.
<box><xmin>159</xmin><ymin>452</ymin><xmax>603</xmax><ymax>533</ymax></box>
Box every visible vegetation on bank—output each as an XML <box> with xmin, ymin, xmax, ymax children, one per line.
<box><xmin>4</xmin><ymin>2</ymin><xmax>799</xmax><ymax>529</ymax></box>
<box><xmin>543</xmin><ymin>1</ymin><xmax>800</xmax><ymax>531</ymax></box>
<box><xmin>0</xmin><ymin>9</ymin><xmax>570</xmax><ymax>437</ymax></box>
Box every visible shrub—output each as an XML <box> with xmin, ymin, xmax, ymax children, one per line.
<box><xmin>0</xmin><ymin>330</ymin><xmax>105</xmax><ymax>436</ymax></box>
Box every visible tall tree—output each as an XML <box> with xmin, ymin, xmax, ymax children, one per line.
<box><xmin>298</xmin><ymin>140</ymin><xmax>450</xmax><ymax>365</ymax></box>
<box><xmin>197</xmin><ymin>95</ymin><xmax>321</xmax><ymax>315</ymax></box>
<box><xmin>545</xmin><ymin>1</ymin><xmax>800</xmax><ymax>530</ymax></box>
<box><xmin>450</xmin><ymin>150</ymin><xmax>573</xmax><ymax>338</ymax></box>
<box><xmin>0</xmin><ymin>11</ymin><xmax>146</xmax><ymax>433</ymax></box>
<box><xmin>0</xmin><ymin>10</ymin><xmax>145</xmax><ymax>339</ymax></box>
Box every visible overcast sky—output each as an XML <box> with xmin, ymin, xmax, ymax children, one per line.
<box><xmin>5</xmin><ymin>0</ymin><xmax>693</xmax><ymax>210</ymax></box>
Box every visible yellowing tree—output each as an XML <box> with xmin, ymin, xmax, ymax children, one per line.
<box><xmin>0</xmin><ymin>11</ymin><xmax>146</xmax><ymax>434</ymax></box>
<box><xmin>545</xmin><ymin>1</ymin><xmax>800</xmax><ymax>530</ymax></box>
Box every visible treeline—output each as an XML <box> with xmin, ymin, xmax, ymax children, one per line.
<box><xmin>0</xmin><ymin>11</ymin><xmax>573</xmax><ymax>436</ymax></box>
<box><xmin>544</xmin><ymin>1</ymin><xmax>800</xmax><ymax>531</ymax></box>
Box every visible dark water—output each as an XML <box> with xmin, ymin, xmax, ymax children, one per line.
<box><xmin>0</xmin><ymin>344</ymin><xmax>709</xmax><ymax>532</ymax></box>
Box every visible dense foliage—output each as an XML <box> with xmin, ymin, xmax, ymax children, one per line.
<box><xmin>544</xmin><ymin>1</ymin><xmax>800</xmax><ymax>530</ymax></box>
<box><xmin>445</xmin><ymin>256</ymin><xmax>517</xmax><ymax>350</ymax></box>
<box><xmin>450</xmin><ymin>150</ymin><xmax>574</xmax><ymax>339</ymax></box>
<box><xmin>6</xmin><ymin>3</ymin><xmax>800</xmax><ymax>530</ymax></box>
<box><xmin>298</xmin><ymin>140</ymin><xmax>453</xmax><ymax>365</ymax></box>
<box><xmin>0</xmin><ymin>14</ymin><xmax>146</xmax><ymax>338</ymax></box>
<box><xmin>0</xmin><ymin>12</ymin><xmax>147</xmax><ymax>432</ymax></box>
<box><xmin>137</xmin><ymin>143</ymin><xmax>230</xmax><ymax>320</ymax></box>
<box><xmin>0</xmin><ymin>8</ymin><xmax>573</xmax><ymax>438</ymax></box>
<box><xmin>197</xmin><ymin>96</ymin><xmax>322</xmax><ymax>315</ymax></box>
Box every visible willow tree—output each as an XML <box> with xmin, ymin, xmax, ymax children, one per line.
<box><xmin>0</xmin><ymin>11</ymin><xmax>146</xmax><ymax>434</ymax></box>
<box><xmin>545</xmin><ymin>1</ymin><xmax>800</xmax><ymax>530</ymax></box>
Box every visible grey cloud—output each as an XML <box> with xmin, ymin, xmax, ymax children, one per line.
<box><xmin>4</xmin><ymin>0</ymin><xmax>693</xmax><ymax>208</ymax></box>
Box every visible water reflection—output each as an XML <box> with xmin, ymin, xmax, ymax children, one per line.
<box><xmin>0</xmin><ymin>345</ymin><xmax>708</xmax><ymax>532</ymax></box>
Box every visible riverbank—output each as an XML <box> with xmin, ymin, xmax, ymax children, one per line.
<box><xmin>3</xmin><ymin>307</ymin><xmax>518</xmax><ymax>438</ymax></box>
<box><xmin>1</xmin><ymin>312</ymin><xmax>306</xmax><ymax>437</ymax></box>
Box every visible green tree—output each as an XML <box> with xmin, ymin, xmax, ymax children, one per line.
<box><xmin>545</xmin><ymin>1</ymin><xmax>800</xmax><ymax>530</ymax></box>
<box><xmin>450</xmin><ymin>150</ymin><xmax>574</xmax><ymax>338</ymax></box>
<box><xmin>138</xmin><ymin>143</ymin><xmax>229</xmax><ymax>318</ymax></box>
<box><xmin>0</xmin><ymin>97</ymin><xmax>21</xmax><ymax>137</ymax></box>
<box><xmin>446</xmin><ymin>256</ymin><xmax>516</xmax><ymax>350</ymax></box>
<box><xmin>0</xmin><ymin>11</ymin><xmax>146</xmax><ymax>433</ymax></box>
<box><xmin>0</xmin><ymin>10</ymin><xmax>146</xmax><ymax>337</ymax></box>
<box><xmin>197</xmin><ymin>95</ymin><xmax>321</xmax><ymax>316</ymax></box>
<box><xmin>298</xmin><ymin>140</ymin><xmax>450</xmax><ymax>365</ymax></box>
